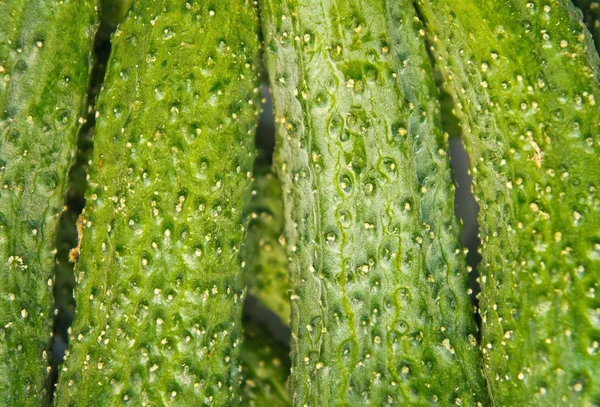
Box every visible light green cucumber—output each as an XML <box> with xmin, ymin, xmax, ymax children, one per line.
<box><xmin>240</xmin><ymin>165</ymin><xmax>291</xmax><ymax>406</ymax></box>
<box><xmin>54</xmin><ymin>1</ymin><xmax>261</xmax><ymax>405</ymax></box>
<box><xmin>260</xmin><ymin>0</ymin><xmax>488</xmax><ymax>405</ymax></box>
<box><xmin>0</xmin><ymin>1</ymin><xmax>97</xmax><ymax>404</ymax></box>
<box><xmin>101</xmin><ymin>0</ymin><xmax>134</xmax><ymax>30</ymax></box>
<box><xmin>416</xmin><ymin>0</ymin><xmax>600</xmax><ymax>404</ymax></box>
<box><xmin>242</xmin><ymin>167</ymin><xmax>289</xmax><ymax>324</ymax></box>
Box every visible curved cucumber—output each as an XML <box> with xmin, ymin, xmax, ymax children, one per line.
<box><xmin>416</xmin><ymin>0</ymin><xmax>600</xmax><ymax>404</ymax></box>
<box><xmin>260</xmin><ymin>0</ymin><xmax>488</xmax><ymax>405</ymax></box>
<box><xmin>0</xmin><ymin>1</ymin><xmax>97</xmax><ymax>404</ymax></box>
<box><xmin>54</xmin><ymin>1</ymin><xmax>261</xmax><ymax>405</ymax></box>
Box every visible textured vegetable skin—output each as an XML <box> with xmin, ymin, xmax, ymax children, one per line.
<box><xmin>0</xmin><ymin>1</ymin><xmax>97</xmax><ymax>404</ymax></box>
<box><xmin>55</xmin><ymin>1</ymin><xmax>261</xmax><ymax>405</ymax></box>
<box><xmin>416</xmin><ymin>0</ymin><xmax>600</xmax><ymax>404</ymax></box>
<box><xmin>260</xmin><ymin>0</ymin><xmax>488</xmax><ymax>405</ymax></box>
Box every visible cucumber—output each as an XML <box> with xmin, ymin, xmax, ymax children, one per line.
<box><xmin>0</xmin><ymin>1</ymin><xmax>97</xmax><ymax>404</ymax></box>
<box><xmin>260</xmin><ymin>0</ymin><xmax>488</xmax><ymax>405</ymax></box>
<box><xmin>100</xmin><ymin>0</ymin><xmax>134</xmax><ymax>30</ymax></box>
<box><xmin>240</xmin><ymin>164</ymin><xmax>291</xmax><ymax>406</ymax></box>
<box><xmin>416</xmin><ymin>0</ymin><xmax>600</xmax><ymax>404</ymax></box>
<box><xmin>240</xmin><ymin>318</ymin><xmax>291</xmax><ymax>406</ymax></box>
<box><xmin>573</xmin><ymin>0</ymin><xmax>600</xmax><ymax>51</ymax></box>
<box><xmin>242</xmin><ymin>167</ymin><xmax>289</xmax><ymax>324</ymax></box>
<box><xmin>54</xmin><ymin>1</ymin><xmax>261</xmax><ymax>405</ymax></box>
<box><xmin>50</xmin><ymin>0</ymin><xmax>134</xmax><ymax>391</ymax></box>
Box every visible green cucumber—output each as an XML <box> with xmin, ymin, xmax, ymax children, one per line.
<box><xmin>260</xmin><ymin>0</ymin><xmax>488</xmax><ymax>405</ymax></box>
<box><xmin>573</xmin><ymin>0</ymin><xmax>600</xmax><ymax>51</ymax></box>
<box><xmin>0</xmin><ymin>1</ymin><xmax>97</xmax><ymax>404</ymax></box>
<box><xmin>240</xmin><ymin>165</ymin><xmax>291</xmax><ymax>406</ymax></box>
<box><xmin>101</xmin><ymin>0</ymin><xmax>134</xmax><ymax>30</ymax></box>
<box><xmin>242</xmin><ymin>167</ymin><xmax>289</xmax><ymax>324</ymax></box>
<box><xmin>54</xmin><ymin>1</ymin><xmax>261</xmax><ymax>405</ymax></box>
<box><xmin>240</xmin><ymin>319</ymin><xmax>291</xmax><ymax>406</ymax></box>
<box><xmin>416</xmin><ymin>0</ymin><xmax>600</xmax><ymax>404</ymax></box>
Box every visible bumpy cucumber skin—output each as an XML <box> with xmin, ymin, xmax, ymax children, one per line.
<box><xmin>242</xmin><ymin>169</ymin><xmax>290</xmax><ymax>324</ymax></box>
<box><xmin>54</xmin><ymin>1</ymin><xmax>261</xmax><ymax>405</ymax></box>
<box><xmin>416</xmin><ymin>0</ymin><xmax>600</xmax><ymax>404</ymax></box>
<box><xmin>0</xmin><ymin>1</ymin><xmax>96</xmax><ymax>404</ymax></box>
<box><xmin>240</xmin><ymin>319</ymin><xmax>291</xmax><ymax>407</ymax></box>
<box><xmin>260</xmin><ymin>0</ymin><xmax>488</xmax><ymax>405</ymax></box>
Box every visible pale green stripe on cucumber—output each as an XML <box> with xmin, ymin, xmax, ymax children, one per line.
<box><xmin>416</xmin><ymin>0</ymin><xmax>600</xmax><ymax>404</ymax></box>
<box><xmin>55</xmin><ymin>1</ymin><xmax>261</xmax><ymax>405</ymax></box>
<box><xmin>0</xmin><ymin>1</ymin><xmax>97</xmax><ymax>404</ymax></box>
<box><xmin>260</xmin><ymin>0</ymin><xmax>488</xmax><ymax>405</ymax></box>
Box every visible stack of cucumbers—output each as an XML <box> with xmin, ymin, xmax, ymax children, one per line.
<box><xmin>1</xmin><ymin>0</ymin><xmax>598</xmax><ymax>406</ymax></box>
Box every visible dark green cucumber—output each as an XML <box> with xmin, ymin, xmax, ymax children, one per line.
<box><xmin>240</xmin><ymin>319</ymin><xmax>291</xmax><ymax>406</ymax></box>
<box><xmin>573</xmin><ymin>0</ymin><xmax>600</xmax><ymax>51</ymax></box>
<box><xmin>416</xmin><ymin>0</ymin><xmax>600</xmax><ymax>404</ymax></box>
<box><xmin>54</xmin><ymin>1</ymin><xmax>261</xmax><ymax>405</ymax></box>
<box><xmin>260</xmin><ymin>0</ymin><xmax>488</xmax><ymax>405</ymax></box>
<box><xmin>0</xmin><ymin>1</ymin><xmax>97</xmax><ymax>404</ymax></box>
